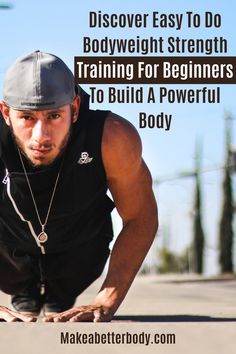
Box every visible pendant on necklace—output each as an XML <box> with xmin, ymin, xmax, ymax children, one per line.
<box><xmin>38</xmin><ymin>231</ymin><xmax>48</xmax><ymax>243</ymax></box>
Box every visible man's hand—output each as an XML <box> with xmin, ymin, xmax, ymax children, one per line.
<box><xmin>0</xmin><ymin>305</ymin><xmax>37</xmax><ymax>322</ymax></box>
<box><xmin>43</xmin><ymin>305</ymin><xmax>112</xmax><ymax>322</ymax></box>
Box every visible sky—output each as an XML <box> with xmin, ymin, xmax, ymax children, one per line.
<box><xmin>0</xmin><ymin>0</ymin><xmax>235</xmax><ymax>275</ymax></box>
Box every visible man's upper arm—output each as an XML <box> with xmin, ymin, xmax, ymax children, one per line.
<box><xmin>102</xmin><ymin>113</ymin><xmax>157</xmax><ymax>223</ymax></box>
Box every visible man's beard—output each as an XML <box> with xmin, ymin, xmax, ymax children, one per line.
<box><xmin>9</xmin><ymin>116</ymin><xmax>73</xmax><ymax>169</ymax></box>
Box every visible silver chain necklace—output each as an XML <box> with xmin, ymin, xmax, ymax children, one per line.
<box><xmin>18</xmin><ymin>148</ymin><xmax>64</xmax><ymax>244</ymax></box>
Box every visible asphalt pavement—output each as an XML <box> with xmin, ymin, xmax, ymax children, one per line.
<box><xmin>0</xmin><ymin>274</ymin><xmax>235</xmax><ymax>354</ymax></box>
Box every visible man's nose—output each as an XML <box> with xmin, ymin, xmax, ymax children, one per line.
<box><xmin>32</xmin><ymin>120</ymin><xmax>51</xmax><ymax>144</ymax></box>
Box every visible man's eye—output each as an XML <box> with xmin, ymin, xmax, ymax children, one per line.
<box><xmin>21</xmin><ymin>115</ymin><xmax>33</xmax><ymax>121</ymax></box>
<box><xmin>49</xmin><ymin>114</ymin><xmax>60</xmax><ymax>120</ymax></box>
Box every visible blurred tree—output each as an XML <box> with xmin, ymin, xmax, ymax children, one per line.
<box><xmin>192</xmin><ymin>140</ymin><xmax>205</xmax><ymax>274</ymax></box>
<box><xmin>0</xmin><ymin>3</ymin><xmax>13</xmax><ymax>9</ymax></box>
<box><xmin>219</xmin><ymin>115</ymin><xmax>234</xmax><ymax>273</ymax></box>
<box><xmin>157</xmin><ymin>246</ymin><xmax>189</xmax><ymax>274</ymax></box>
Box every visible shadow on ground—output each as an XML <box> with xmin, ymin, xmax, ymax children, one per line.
<box><xmin>113</xmin><ymin>315</ymin><xmax>236</xmax><ymax>322</ymax></box>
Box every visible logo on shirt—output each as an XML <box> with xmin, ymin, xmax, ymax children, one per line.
<box><xmin>78</xmin><ymin>152</ymin><xmax>93</xmax><ymax>165</ymax></box>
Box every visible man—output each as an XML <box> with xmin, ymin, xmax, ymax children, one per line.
<box><xmin>0</xmin><ymin>51</ymin><xmax>158</xmax><ymax>322</ymax></box>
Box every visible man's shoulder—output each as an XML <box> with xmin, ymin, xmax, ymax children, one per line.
<box><xmin>103</xmin><ymin>112</ymin><xmax>141</xmax><ymax>151</ymax></box>
<box><xmin>102</xmin><ymin>112</ymin><xmax>142</xmax><ymax>178</ymax></box>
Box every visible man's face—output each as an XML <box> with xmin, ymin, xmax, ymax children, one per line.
<box><xmin>1</xmin><ymin>98</ymin><xmax>80</xmax><ymax>167</ymax></box>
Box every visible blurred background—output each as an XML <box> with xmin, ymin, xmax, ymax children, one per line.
<box><xmin>0</xmin><ymin>0</ymin><xmax>235</xmax><ymax>276</ymax></box>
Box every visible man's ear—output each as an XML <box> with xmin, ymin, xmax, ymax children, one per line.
<box><xmin>71</xmin><ymin>96</ymin><xmax>81</xmax><ymax>123</ymax></box>
<box><xmin>0</xmin><ymin>101</ymin><xmax>11</xmax><ymax>126</ymax></box>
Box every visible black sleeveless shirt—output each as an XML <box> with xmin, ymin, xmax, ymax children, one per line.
<box><xmin>0</xmin><ymin>106</ymin><xmax>114</xmax><ymax>254</ymax></box>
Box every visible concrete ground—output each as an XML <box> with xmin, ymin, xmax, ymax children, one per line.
<box><xmin>0</xmin><ymin>274</ymin><xmax>235</xmax><ymax>354</ymax></box>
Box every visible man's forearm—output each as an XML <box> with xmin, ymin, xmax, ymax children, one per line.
<box><xmin>92</xmin><ymin>207</ymin><xmax>158</xmax><ymax>317</ymax></box>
